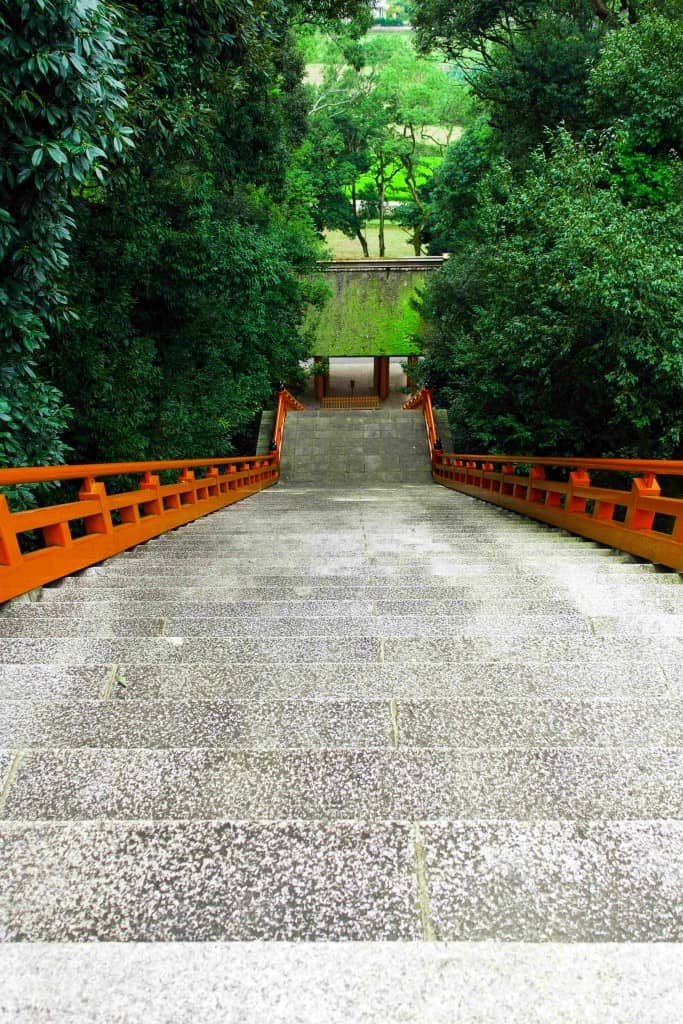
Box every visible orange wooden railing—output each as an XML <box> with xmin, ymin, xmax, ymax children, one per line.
<box><xmin>405</xmin><ymin>388</ymin><xmax>683</xmax><ymax>572</ymax></box>
<box><xmin>0</xmin><ymin>388</ymin><xmax>304</xmax><ymax>603</ymax></box>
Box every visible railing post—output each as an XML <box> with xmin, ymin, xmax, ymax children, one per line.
<box><xmin>566</xmin><ymin>470</ymin><xmax>590</xmax><ymax>513</ymax></box>
<box><xmin>78</xmin><ymin>477</ymin><xmax>114</xmax><ymax>536</ymax></box>
<box><xmin>140</xmin><ymin>471</ymin><xmax>164</xmax><ymax>515</ymax></box>
<box><xmin>179</xmin><ymin>468</ymin><xmax>197</xmax><ymax>505</ymax></box>
<box><xmin>0</xmin><ymin>495</ymin><xmax>22</xmax><ymax>567</ymax></box>
<box><xmin>528</xmin><ymin>465</ymin><xmax>546</xmax><ymax>504</ymax></box>
<box><xmin>625</xmin><ymin>473</ymin><xmax>660</xmax><ymax>530</ymax></box>
<box><xmin>501</xmin><ymin>464</ymin><xmax>515</xmax><ymax>495</ymax></box>
<box><xmin>205</xmin><ymin>467</ymin><xmax>220</xmax><ymax>498</ymax></box>
<box><xmin>481</xmin><ymin>461</ymin><xmax>495</xmax><ymax>490</ymax></box>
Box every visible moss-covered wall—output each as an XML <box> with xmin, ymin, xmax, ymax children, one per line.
<box><xmin>309</xmin><ymin>267</ymin><xmax>425</xmax><ymax>357</ymax></box>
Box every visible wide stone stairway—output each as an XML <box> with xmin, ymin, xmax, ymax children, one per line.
<box><xmin>1</xmin><ymin>408</ymin><xmax>682</xmax><ymax>1021</ymax></box>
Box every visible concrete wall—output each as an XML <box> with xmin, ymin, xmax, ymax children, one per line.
<box><xmin>308</xmin><ymin>258</ymin><xmax>444</xmax><ymax>358</ymax></box>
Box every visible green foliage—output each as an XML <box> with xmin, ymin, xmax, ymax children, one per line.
<box><xmin>0</xmin><ymin>0</ymin><xmax>127</xmax><ymax>472</ymax></box>
<box><xmin>588</xmin><ymin>12</ymin><xmax>683</xmax><ymax>153</ymax></box>
<box><xmin>472</xmin><ymin>17</ymin><xmax>604</xmax><ymax>161</ymax></box>
<box><xmin>412</xmin><ymin>0</ymin><xmax>683</xmax><ymax>460</ymax></box>
<box><xmin>421</xmin><ymin>132</ymin><xmax>683</xmax><ymax>458</ymax></box>
<box><xmin>43</xmin><ymin>2</ymin><xmax>328</xmax><ymax>462</ymax></box>
<box><xmin>304</xmin><ymin>29</ymin><xmax>473</xmax><ymax>255</ymax></box>
<box><xmin>423</xmin><ymin>116</ymin><xmax>500</xmax><ymax>249</ymax></box>
<box><xmin>0</xmin><ymin>0</ymin><xmax>372</xmax><ymax>484</ymax></box>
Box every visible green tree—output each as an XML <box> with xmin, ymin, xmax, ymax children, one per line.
<box><xmin>44</xmin><ymin>1</ymin><xmax>324</xmax><ymax>461</ymax></box>
<box><xmin>0</xmin><ymin>0</ymin><xmax>127</xmax><ymax>476</ymax></box>
<box><xmin>421</xmin><ymin>132</ymin><xmax>683</xmax><ymax>458</ymax></box>
<box><xmin>305</xmin><ymin>30</ymin><xmax>471</xmax><ymax>255</ymax></box>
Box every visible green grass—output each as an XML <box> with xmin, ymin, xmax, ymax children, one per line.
<box><xmin>323</xmin><ymin>222</ymin><xmax>419</xmax><ymax>259</ymax></box>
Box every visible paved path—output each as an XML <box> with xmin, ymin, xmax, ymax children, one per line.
<box><xmin>1</xmin><ymin>410</ymin><xmax>682</xmax><ymax>1020</ymax></box>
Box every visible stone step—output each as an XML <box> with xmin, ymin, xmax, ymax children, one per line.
<box><xmin>0</xmin><ymin>612</ymin><xmax>593</xmax><ymax>639</ymax></box>
<box><xmin>0</xmin><ymin>658</ymin><xmax>675</xmax><ymax>702</ymax></box>
<box><xmin>1</xmin><ymin>699</ymin><xmax>681</xmax><ymax>749</ymax></box>
<box><xmin>1</xmin><ymin>942</ymin><xmax>679</xmax><ymax>1024</ymax></box>
<box><xmin>1</xmin><ymin>634</ymin><xmax>679</xmax><ymax>665</ymax></box>
<box><xmin>36</xmin><ymin>578</ymin><xmax>681</xmax><ymax>608</ymax></box>
<box><xmin>0</xmin><ymin>819</ymin><xmax>680</xmax><ymax>941</ymax></box>
<box><xmin>2</xmin><ymin>748</ymin><xmax>681</xmax><ymax>821</ymax></box>
<box><xmin>0</xmin><ymin>596</ymin><xmax>588</xmax><ymax>619</ymax></box>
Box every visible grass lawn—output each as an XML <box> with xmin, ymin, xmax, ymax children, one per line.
<box><xmin>323</xmin><ymin>222</ymin><xmax>420</xmax><ymax>259</ymax></box>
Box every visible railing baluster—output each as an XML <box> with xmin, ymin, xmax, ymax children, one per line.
<box><xmin>625</xmin><ymin>474</ymin><xmax>660</xmax><ymax>531</ymax></box>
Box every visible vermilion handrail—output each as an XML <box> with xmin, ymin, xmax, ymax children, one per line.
<box><xmin>271</xmin><ymin>387</ymin><xmax>304</xmax><ymax>454</ymax></box>
<box><xmin>405</xmin><ymin>388</ymin><xmax>683</xmax><ymax>572</ymax></box>
<box><xmin>0</xmin><ymin>388</ymin><xmax>303</xmax><ymax>603</ymax></box>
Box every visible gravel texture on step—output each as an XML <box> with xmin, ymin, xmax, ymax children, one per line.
<box><xmin>423</xmin><ymin>820</ymin><xmax>683</xmax><ymax>941</ymax></box>
<box><xmin>0</xmin><ymin>821</ymin><xmax>419</xmax><ymax>941</ymax></box>
<box><xmin>0</xmin><ymin>700</ymin><xmax>393</xmax><ymax>749</ymax></box>
<box><xmin>4</xmin><ymin>748</ymin><xmax>681</xmax><ymax>821</ymax></box>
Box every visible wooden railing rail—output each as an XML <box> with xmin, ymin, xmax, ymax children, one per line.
<box><xmin>271</xmin><ymin>386</ymin><xmax>305</xmax><ymax>455</ymax></box>
<box><xmin>403</xmin><ymin>387</ymin><xmax>440</xmax><ymax>454</ymax></box>
<box><xmin>404</xmin><ymin>388</ymin><xmax>683</xmax><ymax>572</ymax></box>
<box><xmin>0</xmin><ymin>388</ymin><xmax>303</xmax><ymax>602</ymax></box>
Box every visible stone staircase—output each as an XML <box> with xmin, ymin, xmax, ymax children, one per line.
<box><xmin>1</xmin><ymin>408</ymin><xmax>682</xmax><ymax>1021</ymax></box>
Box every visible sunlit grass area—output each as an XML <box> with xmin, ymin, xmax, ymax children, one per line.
<box><xmin>323</xmin><ymin>222</ymin><xmax>419</xmax><ymax>258</ymax></box>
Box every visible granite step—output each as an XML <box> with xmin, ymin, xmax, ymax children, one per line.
<box><xmin>0</xmin><ymin>658</ymin><xmax>675</xmax><ymax>702</ymax></box>
<box><xmin>1</xmin><ymin>943</ymin><xmax>679</xmax><ymax>1024</ymax></box>
<box><xmin>2</xmin><ymin>699</ymin><xmax>681</xmax><ymax>748</ymax></box>
<box><xmin>2</xmin><ymin>634</ymin><xmax>680</xmax><ymax>665</ymax></box>
<box><xmin>3</xmin><ymin>747</ymin><xmax>680</xmax><ymax>822</ymax></box>
<box><xmin>0</xmin><ymin>819</ymin><xmax>680</xmax><ymax>942</ymax></box>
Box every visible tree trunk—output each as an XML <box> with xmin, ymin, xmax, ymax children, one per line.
<box><xmin>378</xmin><ymin>182</ymin><xmax>385</xmax><ymax>258</ymax></box>
<box><xmin>352</xmin><ymin>183</ymin><xmax>369</xmax><ymax>258</ymax></box>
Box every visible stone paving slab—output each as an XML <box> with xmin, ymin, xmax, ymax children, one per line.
<box><xmin>0</xmin><ymin>666</ymin><xmax>109</xmax><ymax>701</ymax></box>
<box><xmin>112</xmin><ymin>659</ymin><xmax>675</xmax><ymax>701</ymax></box>
<box><xmin>2</xmin><ymin>942</ymin><xmax>682</xmax><ymax>1024</ymax></box>
<box><xmin>0</xmin><ymin>636</ymin><xmax>381</xmax><ymax>665</ymax></box>
<box><xmin>591</xmin><ymin>614</ymin><xmax>683</xmax><ymax>637</ymax></box>
<box><xmin>4</xmin><ymin>748</ymin><xmax>681</xmax><ymax>821</ymax></box>
<box><xmin>422</xmin><ymin>820</ymin><xmax>683</xmax><ymax>941</ymax></box>
<box><xmin>397</xmin><ymin>700</ymin><xmax>683</xmax><ymax>747</ymax></box>
<box><xmin>0</xmin><ymin>701</ymin><xmax>392</xmax><ymax>749</ymax></box>
<box><xmin>0</xmin><ymin>821</ymin><xmax>419</xmax><ymax>941</ymax></box>
<box><xmin>383</xmin><ymin>635</ymin><xmax>682</xmax><ymax>663</ymax></box>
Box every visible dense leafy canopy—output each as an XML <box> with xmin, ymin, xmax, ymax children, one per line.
<box><xmin>414</xmin><ymin>0</ymin><xmax>683</xmax><ymax>459</ymax></box>
<box><xmin>1</xmin><ymin>0</ymin><xmax>372</xmax><ymax>490</ymax></box>
<box><xmin>0</xmin><ymin>0</ymin><xmax>127</xmax><ymax>473</ymax></box>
